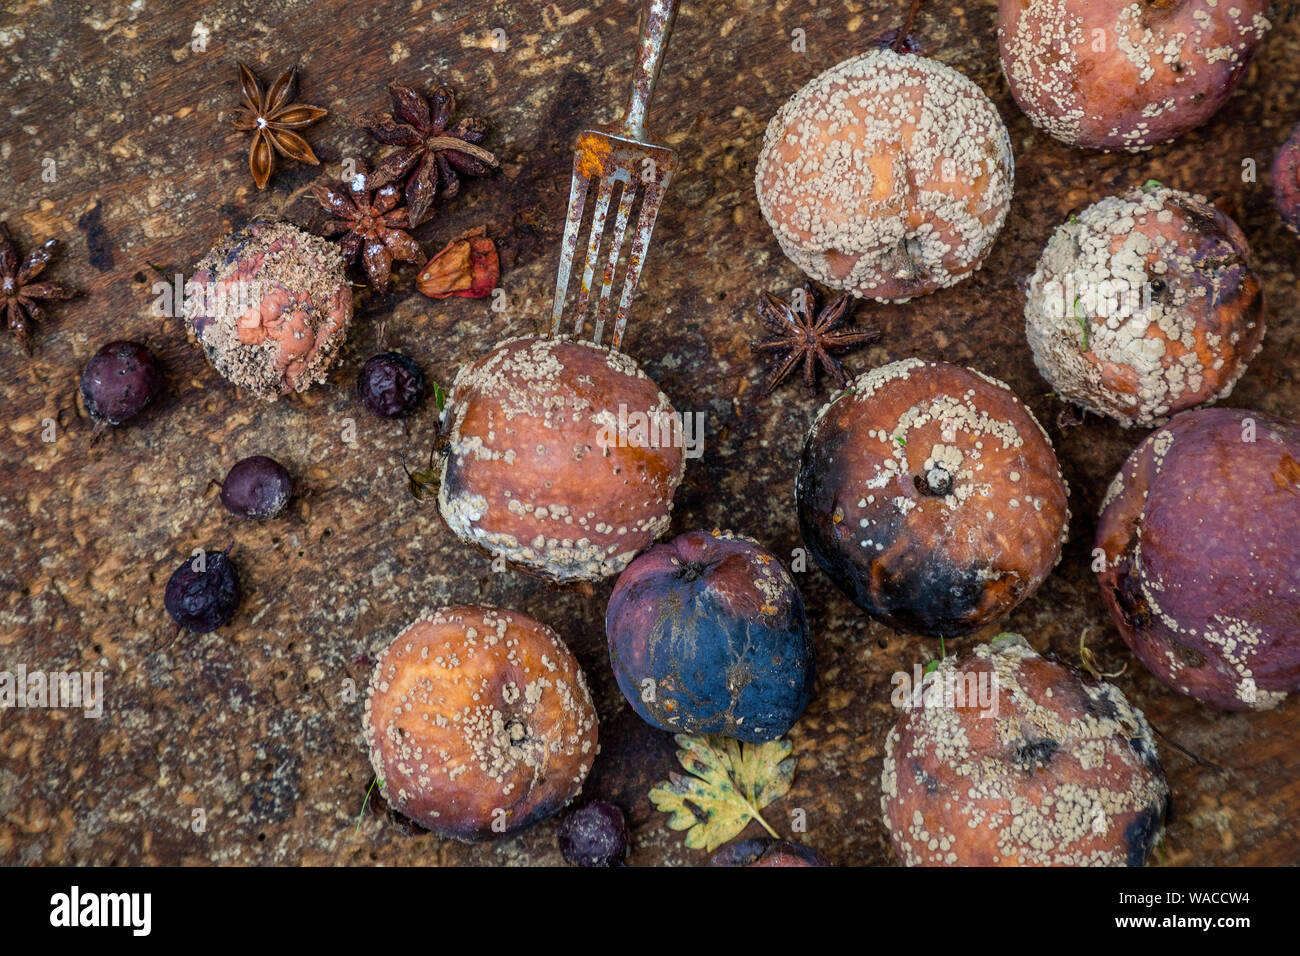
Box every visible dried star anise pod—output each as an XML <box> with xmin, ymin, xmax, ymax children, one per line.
<box><xmin>232</xmin><ymin>63</ymin><xmax>328</xmax><ymax>190</ymax></box>
<box><xmin>0</xmin><ymin>221</ymin><xmax>78</xmax><ymax>353</ymax></box>
<box><xmin>752</xmin><ymin>282</ymin><xmax>879</xmax><ymax>394</ymax></box>
<box><xmin>311</xmin><ymin>162</ymin><xmax>426</xmax><ymax>290</ymax></box>
<box><xmin>359</xmin><ymin>82</ymin><xmax>499</xmax><ymax>227</ymax></box>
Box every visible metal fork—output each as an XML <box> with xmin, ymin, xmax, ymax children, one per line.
<box><xmin>550</xmin><ymin>0</ymin><xmax>680</xmax><ymax>350</ymax></box>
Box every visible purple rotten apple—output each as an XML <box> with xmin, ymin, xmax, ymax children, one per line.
<box><xmin>606</xmin><ymin>529</ymin><xmax>814</xmax><ymax>743</ymax></box>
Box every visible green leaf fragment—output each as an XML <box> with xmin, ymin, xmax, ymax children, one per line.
<box><xmin>648</xmin><ymin>733</ymin><xmax>795</xmax><ymax>852</ymax></box>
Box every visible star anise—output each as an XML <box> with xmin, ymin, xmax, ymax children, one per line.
<box><xmin>311</xmin><ymin>161</ymin><xmax>425</xmax><ymax>290</ymax></box>
<box><xmin>359</xmin><ymin>82</ymin><xmax>499</xmax><ymax>227</ymax></box>
<box><xmin>231</xmin><ymin>63</ymin><xmax>328</xmax><ymax>190</ymax></box>
<box><xmin>752</xmin><ymin>283</ymin><xmax>878</xmax><ymax>394</ymax></box>
<box><xmin>0</xmin><ymin>222</ymin><xmax>77</xmax><ymax>353</ymax></box>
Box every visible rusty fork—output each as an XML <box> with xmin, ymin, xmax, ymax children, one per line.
<box><xmin>550</xmin><ymin>0</ymin><xmax>681</xmax><ymax>350</ymax></box>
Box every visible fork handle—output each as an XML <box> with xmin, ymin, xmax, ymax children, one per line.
<box><xmin>620</xmin><ymin>0</ymin><xmax>680</xmax><ymax>143</ymax></box>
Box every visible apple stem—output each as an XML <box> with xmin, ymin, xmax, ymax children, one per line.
<box><xmin>892</xmin><ymin>0</ymin><xmax>924</xmax><ymax>53</ymax></box>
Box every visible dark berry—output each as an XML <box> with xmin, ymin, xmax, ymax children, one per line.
<box><xmin>80</xmin><ymin>340</ymin><xmax>163</xmax><ymax>425</ymax></box>
<box><xmin>708</xmin><ymin>837</ymin><xmax>830</xmax><ymax>867</ymax></box>
<box><xmin>357</xmin><ymin>351</ymin><xmax>424</xmax><ymax>418</ymax></box>
<box><xmin>557</xmin><ymin>800</ymin><xmax>628</xmax><ymax>867</ymax></box>
<box><xmin>164</xmin><ymin>548</ymin><xmax>241</xmax><ymax>634</ymax></box>
<box><xmin>220</xmin><ymin>455</ymin><xmax>292</xmax><ymax>519</ymax></box>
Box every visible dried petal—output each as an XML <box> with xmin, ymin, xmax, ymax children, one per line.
<box><xmin>266</xmin><ymin>67</ymin><xmax>300</xmax><ymax>114</ymax></box>
<box><xmin>231</xmin><ymin>108</ymin><xmax>260</xmax><ymax>132</ymax></box>
<box><xmin>237</xmin><ymin>63</ymin><xmax>264</xmax><ymax>112</ymax></box>
<box><xmin>435</xmin><ymin>154</ymin><xmax>460</xmax><ymax>199</ymax></box>
<box><xmin>404</xmin><ymin>154</ymin><xmax>439</xmax><ymax>226</ymax></box>
<box><xmin>446</xmin><ymin>116</ymin><xmax>488</xmax><ymax>144</ymax></box>
<box><xmin>362</xmin><ymin>236</ymin><xmax>394</xmax><ymax>289</ymax></box>
<box><xmin>268</xmin><ymin>128</ymin><xmax>319</xmax><ymax>165</ymax></box>
<box><xmin>270</xmin><ymin>104</ymin><xmax>328</xmax><ymax>128</ymax></box>
<box><xmin>311</xmin><ymin>184</ymin><xmax>358</xmax><ymax>219</ymax></box>
<box><xmin>388</xmin><ymin>83</ymin><xmax>431</xmax><ymax>130</ymax></box>
<box><xmin>416</xmin><ymin>227</ymin><xmax>499</xmax><ymax>299</ymax></box>
<box><xmin>358</xmin><ymin>112</ymin><xmax>422</xmax><ymax>147</ymax></box>
<box><xmin>19</xmin><ymin>282</ymin><xmax>76</xmax><ymax>301</ymax></box>
<box><xmin>0</xmin><ymin>223</ymin><xmax>17</xmax><ymax>277</ymax></box>
<box><xmin>249</xmin><ymin>131</ymin><xmax>275</xmax><ymax>190</ymax></box>
<box><xmin>339</xmin><ymin>232</ymin><xmax>364</xmax><ymax>263</ymax></box>
<box><xmin>430</xmin><ymin>86</ymin><xmax>455</xmax><ymax>131</ymax></box>
<box><xmin>367</xmin><ymin>146</ymin><xmax>421</xmax><ymax>190</ymax></box>
<box><xmin>382</xmin><ymin>228</ymin><xmax>425</xmax><ymax>265</ymax></box>
<box><xmin>18</xmin><ymin>239</ymin><xmax>57</xmax><ymax>283</ymax></box>
<box><xmin>372</xmin><ymin>182</ymin><xmax>402</xmax><ymax>216</ymax></box>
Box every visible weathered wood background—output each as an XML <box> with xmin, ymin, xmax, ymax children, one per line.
<box><xmin>1</xmin><ymin>0</ymin><xmax>1297</xmax><ymax>866</ymax></box>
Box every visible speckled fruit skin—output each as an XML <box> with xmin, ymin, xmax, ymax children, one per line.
<box><xmin>220</xmin><ymin>455</ymin><xmax>292</xmax><ymax>520</ymax></box>
<box><xmin>557</xmin><ymin>800</ymin><xmax>628</xmax><ymax>867</ymax></box>
<box><xmin>998</xmin><ymin>0</ymin><xmax>1271</xmax><ymax>152</ymax></box>
<box><xmin>1273</xmin><ymin>121</ymin><xmax>1300</xmax><ymax>237</ymax></box>
<box><xmin>881</xmin><ymin>634</ymin><xmax>1169</xmax><ymax>867</ymax></box>
<box><xmin>363</xmin><ymin>606</ymin><xmax>598</xmax><ymax>841</ymax></box>
<box><xmin>1096</xmin><ymin>408</ymin><xmax>1300</xmax><ymax>711</ymax></box>
<box><xmin>709</xmin><ymin>838</ymin><xmax>830</xmax><ymax>867</ymax></box>
<box><xmin>163</xmin><ymin>549</ymin><xmax>241</xmax><ymax>634</ymax></box>
<box><xmin>797</xmin><ymin>360</ymin><xmax>1070</xmax><ymax>637</ymax></box>
<box><xmin>187</xmin><ymin>220</ymin><xmax>352</xmax><ymax>400</ymax></box>
<box><xmin>606</xmin><ymin>530</ymin><xmax>815</xmax><ymax>743</ymax></box>
<box><xmin>357</xmin><ymin>351</ymin><xmax>424</xmax><ymax>419</ymax></box>
<box><xmin>1025</xmin><ymin>185</ymin><xmax>1263</xmax><ymax>427</ymax></box>
<box><xmin>80</xmin><ymin>340</ymin><xmax>163</xmax><ymax>425</ymax></box>
<box><xmin>754</xmin><ymin>47</ymin><xmax>1013</xmax><ymax>302</ymax></box>
<box><xmin>438</xmin><ymin>335</ymin><xmax>686</xmax><ymax>584</ymax></box>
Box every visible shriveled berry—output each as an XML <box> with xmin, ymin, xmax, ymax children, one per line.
<box><xmin>220</xmin><ymin>455</ymin><xmax>293</xmax><ymax>519</ymax></box>
<box><xmin>357</xmin><ymin>351</ymin><xmax>424</xmax><ymax>418</ymax></box>
<box><xmin>1273</xmin><ymin>121</ymin><xmax>1300</xmax><ymax>238</ymax></box>
<box><xmin>557</xmin><ymin>800</ymin><xmax>628</xmax><ymax>867</ymax></box>
<box><xmin>164</xmin><ymin>549</ymin><xmax>241</xmax><ymax>633</ymax></box>
<box><xmin>80</xmin><ymin>340</ymin><xmax>163</xmax><ymax>425</ymax></box>
<box><xmin>709</xmin><ymin>838</ymin><xmax>831</xmax><ymax>867</ymax></box>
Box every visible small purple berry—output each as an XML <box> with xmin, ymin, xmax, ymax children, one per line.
<box><xmin>80</xmin><ymin>340</ymin><xmax>163</xmax><ymax>425</ymax></box>
<box><xmin>557</xmin><ymin>800</ymin><xmax>628</xmax><ymax>867</ymax></box>
<box><xmin>357</xmin><ymin>351</ymin><xmax>424</xmax><ymax>418</ymax></box>
<box><xmin>164</xmin><ymin>548</ymin><xmax>241</xmax><ymax>633</ymax></box>
<box><xmin>220</xmin><ymin>455</ymin><xmax>292</xmax><ymax>519</ymax></box>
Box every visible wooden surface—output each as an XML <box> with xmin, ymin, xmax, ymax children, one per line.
<box><xmin>1</xmin><ymin>0</ymin><xmax>1298</xmax><ymax>867</ymax></box>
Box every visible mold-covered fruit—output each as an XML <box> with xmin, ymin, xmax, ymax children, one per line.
<box><xmin>754</xmin><ymin>47</ymin><xmax>1013</xmax><ymax>302</ymax></box>
<box><xmin>606</xmin><ymin>529</ymin><xmax>815</xmax><ymax>743</ymax></box>
<box><xmin>163</xmin><ymin>548</ymin><xmax>241</xmax><ymax>633</ymax></box>
<box><xmin>220</xmin><ymin>455</ymin><xmax>292</xmax><ymax>520</ymax></box>
<box><xmin>881</xmin><ymin>633</ymin><xmax>1169</xmax><ymax>866</ymax></box>
<box><xmin>1273</xmin><ymin>121</ymin><xmax>1300</xmax><ymax>237</ymax></box>
<box><xmin>363</xmin><ymin>606</ymin><xmax>598</xmax><ymax>840</ymax></box>
<box><xmin>187</xmin><ymin>219</ymin><xmax>352</xmax><ymax>399</ymax></box>
<box><xmin>438</xmin><ymin>335</ymin><xmax>686</xmax><ymax>584</ymax></box>
<box><xmin>998</xmin><ymin>0</ymin><xmax>1271</xmax><ymax>151</ymax></box>
<box><xmin>709</xmin><ymin>838</ymin><xmax>830</xmax><ymax>867</ymax></box>
<box><xmin>557</xmin><ymin>800</ymin><xmax>628</xmax><ymax>867</ymax></box>
<box><xmin>1025</xmin><ymin>185</ymin><xmax>1263</xmax><ymax>427</ymax></box>
<box><xmin>797</xmin><ymin>359</ymin><xmax>1069</xmax><ymax>637</ymax></box>
<box><xmin>357</xmin><ymin>351</ymin><xmax>424</xmax><ymax>418</ymax></box>
<box><xmin>80</xmin><ymin>340</ymin><xmax>163</xmax><ymax>425</ymax></box>
<box><xmin>1096</xmin><ymin>408</ymin><xmax>1300</xmax><ymax>710</ymax></box>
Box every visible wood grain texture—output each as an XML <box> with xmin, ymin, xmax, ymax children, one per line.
<box><xmin>0</xmin><ymin>0</ymin><xmax>1297</xmax><ymax>866</ymax></box>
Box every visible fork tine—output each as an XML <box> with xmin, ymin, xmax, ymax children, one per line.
<box><xmin>574</xmin><ymin>174</ymin><xmax>618</xmax><ymax>337</ymax></box>
<box><xmin>611</xmin><ymin>176</ymin><xmax>670</xmax><ymax>350</ymax></box>
<box><xmin>592</xmin><ymin>177</ymin><xmax>638</xmax><ymax>346</ymax></box>
<box><xmin>551</xmin><ymin>164</ymin><xmax>590</xmax><ymax>335</ymax></box>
